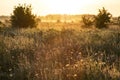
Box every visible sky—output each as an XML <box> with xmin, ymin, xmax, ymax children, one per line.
<box><xmin>0</xmin><ymin>0</ymin><xmax>120</xmax><ymax>17</ymax></box>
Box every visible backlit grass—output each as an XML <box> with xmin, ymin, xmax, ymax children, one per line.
<box><xmin>0</xmin><ymin>26</ymin><xmax>120</xmax><ymax>80</ymax></box>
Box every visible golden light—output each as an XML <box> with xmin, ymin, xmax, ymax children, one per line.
<box><xmin>42</xmin><ymin>0</ymin><xmax>83</xmax><ymax>14</ymax></box>
<box><xmin>1</xmin><ymin>0</ymin><xmax>120</xmax><ymax>16</ymax></box>
<box><xmin>32</xmin><ymin>0</ymin><xmax>100</xmax><ymax>15</ymax></box>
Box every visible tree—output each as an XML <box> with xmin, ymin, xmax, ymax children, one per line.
<box><xmin>11</xmin><ymin>4</ymin><xmax>36</xmax><ymax>28</ymax></box>
<box><xmin>95</xmin><ymin>7</ymin><xmax>112</xmax><ymax>28</ymax></box>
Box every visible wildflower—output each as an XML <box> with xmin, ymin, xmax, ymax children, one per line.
<box><xmin>95</xmin><ymin>53</ymin><xmax>98</xmax><ymax>55</ymax></box>
<box><xmin>90</xmin><ymin>59</ymin><xmax>92</xmax><ymax>61</ymax></box>
<box><xmin>74</xmin><ymin>64</ymin><xmax>78</xmax><ymax>68</ymax></box>
<box><xmin>9</xmin><ymin>74</ymin><xmax>13</xmax><ymax>77</ymax></box>
<box><xmin>9</xmin><ymin>68</ymin><xmax>12</xmax><ymax>71</ymax></box>
<box><xmin>73</xmin><ymin>74</ymin><xmax>77</xmax><ymax>77</ymax></box>
<box><xmin>95</xmin><ymin>61</ymin><xmax>98</xmax><ymax>64</ymax></box>
<box><xmin>71</xmin><ymin>51</ymin><xmax>73</xmax><ymax>54</ymax></box>
<box><xmin>70</xmin><ymin>57</ymin><xmax>73</xmax><ymax>59</ymax></box>
<box><xmin>101</xmin><ymin>53</ymin><xmax>103</xmax><ymax>56</ymax></box>
<box><xmin>80</xmin><ymin>59</ymin><xmax>83</xmax><ymax>62</ymax></box>
<box><xmin>35</xmin><ymin>73</ymin><xmax>38</xmax><ymax>77</ymax></box>
<box><xmin>78</xmin><ymin>52</ymin><xmax>82</xmax><ymax>55</ymax></box>
<box><xmin>65</xmin><ymin>64</ymin><xmax>70</xmax><ymax>67</ymax></box>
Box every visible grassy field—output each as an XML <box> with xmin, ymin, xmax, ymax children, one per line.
<box><xmin>0</xmin><ymin>22</ymin><xmax>120</xmax><ymax>80</ymax></box>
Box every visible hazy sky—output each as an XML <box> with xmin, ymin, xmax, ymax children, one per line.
<box><xmin>0</xmin><ymin>0</ymin><xmax>120</xmax><ymax>16</ymax></box>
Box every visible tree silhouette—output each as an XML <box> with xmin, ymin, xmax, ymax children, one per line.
<box><xmin>95</xmin><ymin>7</ymin><xmax>112</xmax><ymax>28</ymax></box>
<box><xmin>11</xmin><ymin>4</ymin><xmax>36</xmax><ymax>28</ymax></box>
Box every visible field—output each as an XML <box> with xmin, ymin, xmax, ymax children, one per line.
<box><xmin>0</xmin><ymin>18</ymin><xmax>120</xmax><ymax>80</ymax></box>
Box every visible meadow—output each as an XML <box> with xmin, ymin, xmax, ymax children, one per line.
<box><xmin>0</xmin><ymin>21</ymin><xmax>120</xmax><ymax>80</ymax></box>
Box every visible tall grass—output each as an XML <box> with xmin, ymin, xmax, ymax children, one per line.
<box><xmin>0</xmin><ymin>27</ymin><xmax>120</xmax><ymax>80</ymax></box>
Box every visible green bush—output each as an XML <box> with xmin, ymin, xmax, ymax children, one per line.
<box><xmin>95</xmin><ymin>7</ymin><xmax>112</xmax><ymax>28</ymax></box>
<box><xmin>11</xmin><ymin>4</ymin><xmax>36</xmax><ymax>28</ymax></box>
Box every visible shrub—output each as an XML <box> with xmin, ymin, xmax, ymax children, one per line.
<box><xmin>0</xmin><ymin>21</ymin><xmax>2</xmax><ymax>25</ymax></box>
<box><xmin>11</xmin><ymin>4</ymin><xmax>36</xmax><ymax>28</ymax></box>
<box><xmin>82</xmin><ymin>15</ymin><xmax>94</xmax><ymax>27</ymax></box>
<box><xmin>95</xmin><ymin>7</ymin><xmax>112</xmax><ymax>28</ymax></box>
<box><xmin>118</xmin><ymin>16</ymin><xmax>120</xmax><ymax>26</ymax></box>
<box><xmin>0</xmin><ymin>21</ymin><xmax>2</xmax><ymax>28</ymax></box>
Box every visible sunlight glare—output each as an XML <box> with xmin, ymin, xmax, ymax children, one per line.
<box><xmin>34</xmin><ymin>0</ymin><xmax>99</xmax><ymax>15</ymax></box>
